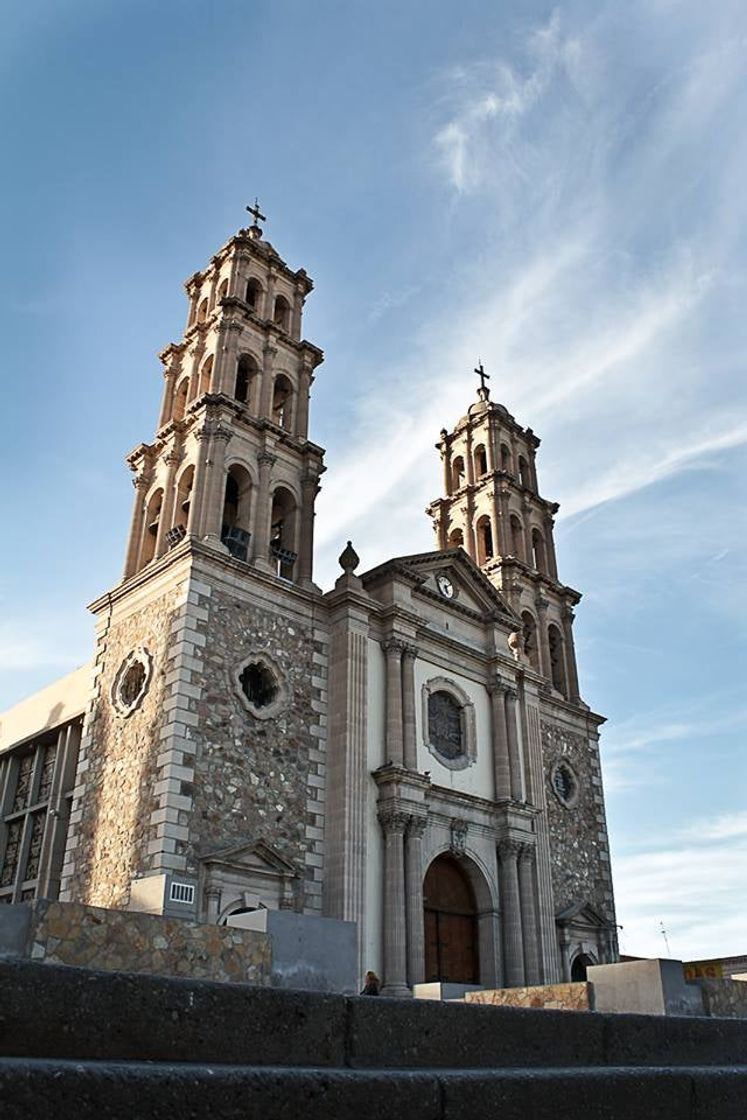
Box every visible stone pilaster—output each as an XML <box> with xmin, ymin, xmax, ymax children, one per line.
<box><xmin>260</xmin><ymin>341</ymin><xmax>277</xmax><ymax>419</ymax></box>
<box><xmin>378</xmin><ymin>806</ymin><xmax>410</xmax><ymax>996</ymax></box>
<box><xmin>295</xmin><ymin>362</ymin><xmax>312</xmax><ymax>439</ymax></box>
<box><xmin>518</xmin><ymin>844</ymin><xmax>541</xmax><ymax>984</ymax></box>
<box><xmin>251</xmin><ymin>450</ymin><xmax>276</xmax><ymax>572</ymax></box>
<box><xmin>213</xmin><ymin>320</ymin><xmax>242</xmax><ymax>396</ymax></box>
<box><xmin>504</xmin><ymin>687</ymin><xmax>524</xmax><ymax>801</ymax></box>
<box><xmin>200</xmin><ymin>426</ymin><xmax>232</xmax><ymax>541</ymax></box>
<box><xmin>405</xmin><ymin>814</ymin><xmax>427</xmax><ymax>988</ymax></box>
<box><xmin>563</xmin><ymin>608</ymin><xmax>581</xmax><ymax>703</ymax></box>
<box><xmin>123</xmin><ymin>475</ymin><xmax>149</xmax><ymax>579</ymax></box>
<box><xmin>297</xmin><ymin>472</ymin><xmax>320</xmax><ymax>589</ymax></box>
<box><xmin>155</xmin><ymin>450</ymin><xmax>181</xmax><ymax>557</ymax></box>
<box><xmin>401</xmin><ymin>645</ymin><xmax>418</xmax><ymax>770</ymax></box>
<box><xmin>382</xmin><ymin>640</ymin><xmax>404</xmax><ymax>767</ymax></box>
<box><xmin>498</xmin><ymin>838</ymin><xmax>525</xmax><ymax>987</ymax></box>
<box><xmin>535</xmin><ymin>598</ymin><xmax>551</xmax><ymax>680</ymax></box>
<box><xmin>488</xmin><ymin>682</ymin><xmax>511</xmax><ymax>800</ymax></box>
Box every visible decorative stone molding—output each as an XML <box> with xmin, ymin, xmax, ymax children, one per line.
<box><xmin>450</xmin><ymin>817</ymin><xmax>468</xmax><ymax>855</ymax></box>
<box><xmin>497</xmin><ymin>837</ymin><xmax>523</xmax><ymax>861</ymax></box>
<box><xmin>377</xmin><ymin>806</ymin><xmax>410</xmax><ymax>835</ymax></box>
<box><xmin>421</xmin><ymin>676</ymin><xmax>477</xmax><ymax>771</ymax></box>
<box><xmin>232</xmin><ymin>650</ymin><xmax>289</xmax><ymax>721</ymax></box>
<box><xmin>407</xmin><ymin>814</ymin><xmax>428</xmax><ymax>840</ymax></box>
<box><xmin>111</xmin><ymin>647</ymin><xmax>153</xmax><ymax>718</ymax></box>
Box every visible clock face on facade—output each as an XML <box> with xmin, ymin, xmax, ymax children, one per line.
<box><xmin>436</xmin><ymin>573</ymin><xmax>455</xmax><ymax>599</ymax></box>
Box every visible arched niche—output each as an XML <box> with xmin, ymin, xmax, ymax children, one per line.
<box><xmin>221</xmin><ymin>464</ymin><xmax>253</xmax><ymax>561</ymax></box>
<box><xmin>270</xmin><ymin>485</ymin><xmax>298</xmax><ymax>579</ymax></box>
<box><xmin>139</xmin><ymin>488</ymin><xmax>163</xmax><ymax>568</ymax></box>
<box><xmin>273</xmin><ymin>294</ymin><xmax>291</xmax><ymax>330</ymax></box>
<box><xmin>474</xmin><ymin>444</ymin><xmax>488</xmax><ymax>476</ymax></box>
<box><xmin>475</xmin><ymin>515</ymin><xmax>494</xmax><ymax>565</ymax></box>
<box><xmin>548</xmin><ymin>623</ymin><xmax>567</xmax><ymax>697</ymax></box>
<box><xmin>245</xmin><ymin>277</ymin><xmax>262</xmax><ymax>310</ymax></box>
<box><xmin>172</xmin><ymin>378</ymin><xmax>189</xmax><ymax>422</ymax></box>
<box><xmin>271</xmin><ymin>374</ymin><xmax>293</xmax><ymax>429</ymax></box>
<box><xmin>531</xmin><ymin>527</ymin><xmax>546</xmax><ymax>572</ymax></box>
<box><xmin>235</xmin><ymin>353</ymin><xmax>259</xmax><ymax>407</ymax></box>
<box><xmin>451</xmin><ymin>456</ymin><xmax>466</xmax><ymax>491</ymax></box>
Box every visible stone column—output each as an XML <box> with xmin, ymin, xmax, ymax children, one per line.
<box><xmin>187</xmin><ymin>340</ymin><xmax>205</xmax><ymax>403</ymax></box>
<box><xmin>504</xmin><ymin>688</ymin><xmax>524</xmax><ymax>801</ymax></box>
<box><xmin>545</xmin><ymin>515</ymin><xmax>559</xmax><ymax>580</ymax></box>
<box><xmin>155</xmin><ymin>450</ymin><xmax>181</xmax><ymax>557</ymax></box>
<box><xmin>383</xmin><ymin>640</ymin><xmax>404</xmax><ymax>766</ymax></box>
<box><xmin>297</xmin><ymin>473</ymin><xmax>319</xmax><ymax>588</ymax></box>
<box><xmin>201</xmin><ymin>426</ymin><xmax>232</xmax><ymax>541</ymax></box>
<box><xmin>188</xmin><ymin>428</ymin><xmax>211</xmax><ymax>537</ymax></box>
<box><xmin>441</xmin><ymin>434</ymin><xmax>452</xmax><ymax>497</ymax></box>
<box><xmin>518</xmin><ymin>845</ymin><xmax>541</xmax><ymax>984</ymax></box>
<box><xmin>158</xmin><ymin>364</ymin><xmax>179</xmax><ymax>429</ymax></box>
<box><xmin>563</xmin><ymin>609</ymin><xmax>581</xmax><ymax>703</ymax></box>
<box><xmin>486</xmin><ymin>421</ymin><xmax>496</xmax><ymax>472</ymax></box>
<box><xmin>264</xmin><ymin>267</ymin><xmax>277</xmax><ymax>321</ymax></box>
<box><xmin>260</xmin><ymin>342</ymin><xmax>277</xmax><ymax>419</ymax></box>
<box><xmin>465</xmin><ymin>430</ymin><xmax>475</xmax><ymax>485</ymax></box>
<box><xmin>434</xmin><ymin>513</ymin><xmax>448</xmax><ymax>551</ymax></box>
<box><xmin>465</xmin><ymin>492</ymin><xmax>477</xmax><ymax>562</ymax></box>
<box><xmin>295</xmin><ymin>363</ymin><xmax>312</xmax><ymax>439</ymax></box>
<box><xmin>535</xmin><ymin>599</ymin><xmax>551</xmax><ymax>680</ymax></box>
<box><xmin>205</xmin><ymin>887</ymin><xmax>221</xmax><ymax>925</ymax></box>
<box><xmin>405</xmin><ymin>815</ymin><xmax>427</xmax><ymax>988</ymax></box>
<box><xmin>498</xmin><ymin>839</ymin><xmax>525</xmax><ymax>987</ymax></box>
<box><xmin>379</xmin><ymin>807</ymin><xmax>410</xmax><ymax>996</ymax></box>
<box><xmin>214</xmin><ymin>321</ymin><xmax>242</xmax><ymax>397</ymax></box>
<box><xmin>522</xmin><ymin>500</ymin><xmax>534</xmax><ymax>567</ymax></box>
<box><xmin>123</xmin><ymin>475</ymin><xmax>149</xmax><ymax>578</ymax></box>
<box><xmin>498</xmin><ymin>487</ymin><xmax>511</xmax><ymax>556</ymax></box>
<box><xmin>251</xmin><ymin>450</ymin><xmax>276</xmax><ymax>571</ymax></box>
<box><xmin>558</xmin><ymin>927</ymin><xmax>571</xmax><ymax>981</ymax></box>
<box><xmin>401</xmin><ymin>645</ymin><xmax>418</xmax><ymax>770</ymax></box>
<box><xmin>292</xmin><ymin>285</ymin><xmax>304</xmax><ymax>339</ymax></box>
<box><xmin>489</xmin><ymin>683</ymin><xmax>511</xmax><ymax>800</ymax></box>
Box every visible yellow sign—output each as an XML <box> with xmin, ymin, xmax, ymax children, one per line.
<box><xmin>684</xmin><ymin>960</ymin><xmax>723</xmax><ymax>980</ymax></box>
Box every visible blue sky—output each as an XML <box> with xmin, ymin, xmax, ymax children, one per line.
<box><xmin>1</xmin><ymin>0</ymin><xmax>745</xmax><ymax>960</ymax></box>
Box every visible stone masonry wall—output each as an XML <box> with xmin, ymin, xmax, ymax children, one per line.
<box><xmin>185</xmin><ymin>579</ymin><xmax>328</xmax><ymax>912</ymax></box>
<box><xmin>60</xmin><ymin>581</ymin><xmax>185</xmax><ymax>908</ymax></box>
<box><xmin>3</xmin><ymin>900</ymin><xmax>270</xmax><ymax>985</ymax></box>
<box><xmin>541</xmin><ymin>719</ymin><xmax>615</xmax><ymax>926</ymax></box>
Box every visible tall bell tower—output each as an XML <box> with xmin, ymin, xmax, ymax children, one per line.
<box><xmin>427</xmin><ymin>365</ymin><xmax>583</xmax><ymax>705</ymax></box>
<box><xmin>59</xmin><ymin>211</ymin><xmax>331</xmax><ymax>920</ymax></box>
<box><xmin>122</xmin><ymin>202</ymin><xmax>325</xmax><ymax>588</ymax></box>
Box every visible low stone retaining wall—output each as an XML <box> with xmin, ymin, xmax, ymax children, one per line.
<box><xmin>0</xmin><ymin>900</ymin><xmax>271</xmax><ymax>986</ymax></box>
<box><xmin>696</xmin><ymin>978</ymin><xmax>747</xmax><ymax>1020</ymax></box>
<box><xmin>464</xmin><ymin>982</ymin><xmax>593</xmax><ymax>1011</ymax></box>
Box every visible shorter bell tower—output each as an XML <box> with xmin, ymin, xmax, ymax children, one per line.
<box><xmin>427</xmin><ymin>365</ymin><xmax>583</xmax><ymax>705</ymax></box>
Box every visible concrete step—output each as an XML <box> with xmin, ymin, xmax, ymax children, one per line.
<box><xmin>2</xmin><ymin>960</ymin><xmax>747</xmax><ymax>1072</ymax></box>
<box><xmin>0</xmin><ymin>1058</ymin><xmax>745</xmax><ymax>1120</ymax></box>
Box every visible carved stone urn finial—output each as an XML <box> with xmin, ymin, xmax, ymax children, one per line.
<box><xmin>338</xmin><ymin>540</ymin><xmax>360</xmax><ymax>575</ymax></box>
<box><xmin>508</xmin><ymin>630</ymin><xmax>523</xmax><ymax>661</ymax></box>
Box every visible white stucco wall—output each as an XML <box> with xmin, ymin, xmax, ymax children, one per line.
<box><xmin>414</xmin><ymin>657</ymin><xmax>494</xmax><ymax>798</ymax></box>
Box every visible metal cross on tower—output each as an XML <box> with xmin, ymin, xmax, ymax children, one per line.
<box><xmin>246</xmin><ymin>198</ymin><xmax>266</xmax><ymax>229</ymax></box>
<box><xmin>474</xmin><ymin>360</ymin><xmax>490</xmax><ymax>393</ymax></box>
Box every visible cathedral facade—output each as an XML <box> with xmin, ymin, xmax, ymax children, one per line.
<box><xmin>0</xmin><ymin>218</ymin><xmax>617</xmax><ymax>992</ymax></box>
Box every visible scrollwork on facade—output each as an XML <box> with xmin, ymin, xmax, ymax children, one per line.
<box><xmin>450</xmin><ymin>817</ymin><xmax>468</xmax><ymax>855</ymax></box>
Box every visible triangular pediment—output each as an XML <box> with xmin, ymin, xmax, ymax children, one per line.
<box><xmin>199</xmin><ymin>839</ymin><xmax>297</xmax><ymax>877</ymax></box>
<box><xmin>362</xmin><ymin>547</ymin><xmax>518</xmax><ymax>625</ymax></box>
<box><xmin>556</xmin><ymin>900</ymin><xmax>611</xmax><ymax>929</ymax></box>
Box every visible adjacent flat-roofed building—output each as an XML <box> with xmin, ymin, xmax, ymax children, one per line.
<box><xmin>0</xmin><ymin>214</ymin><xmax>617</xmax><ymax>992</ymax></box>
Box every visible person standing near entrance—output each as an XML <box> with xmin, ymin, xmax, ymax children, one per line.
<box><xmin>360</xmin><ymin>970</ymin><xmax>381</xmax><ymax>995</ymax></box>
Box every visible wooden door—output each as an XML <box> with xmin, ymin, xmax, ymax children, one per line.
<box><xmin>423</xmin><ymin>855</ymin><xmax>478</xmax><ymax>983</ymax></box>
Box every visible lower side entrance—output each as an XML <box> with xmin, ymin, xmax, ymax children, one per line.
<box><xmin>423</xmin><ymin>854</ymin><xmax>479</xmax><ymax>983</ymax></box>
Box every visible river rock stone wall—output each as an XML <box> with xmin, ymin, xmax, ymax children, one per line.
<box><xmin>2</xmin><ymin>899</ymin><xmax>270</xmax><ymax>985</ymax></box>
<box><xmin>60</xmin><ymin>580</ymin><xmax>184</xmax><ymax>909</ymax></box>
<box><xmin>186</xmin><ymin>578</ymin><xmax>328</xmax><ymax>913</ymax></box>
<box><xmin>541</xmin><ymin>719</ymin><xmax>615</xmax><ymax>926</ymax></box>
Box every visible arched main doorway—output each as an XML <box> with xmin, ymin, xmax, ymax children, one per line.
<box><xmin>423</xmin><ymin>854</ymin><xmax>479</xmax><ymax>983</ymax></box>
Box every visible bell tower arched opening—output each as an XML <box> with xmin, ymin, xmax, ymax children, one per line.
<box><xmin>221</xmin><ymin>465</ymin><xmax>253</xmax><ymax>562</ymax></box>
<box><xmin>423</xmin><ymin>854</ymin><xmax>479</xmax><ymax>984</ymax></box>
